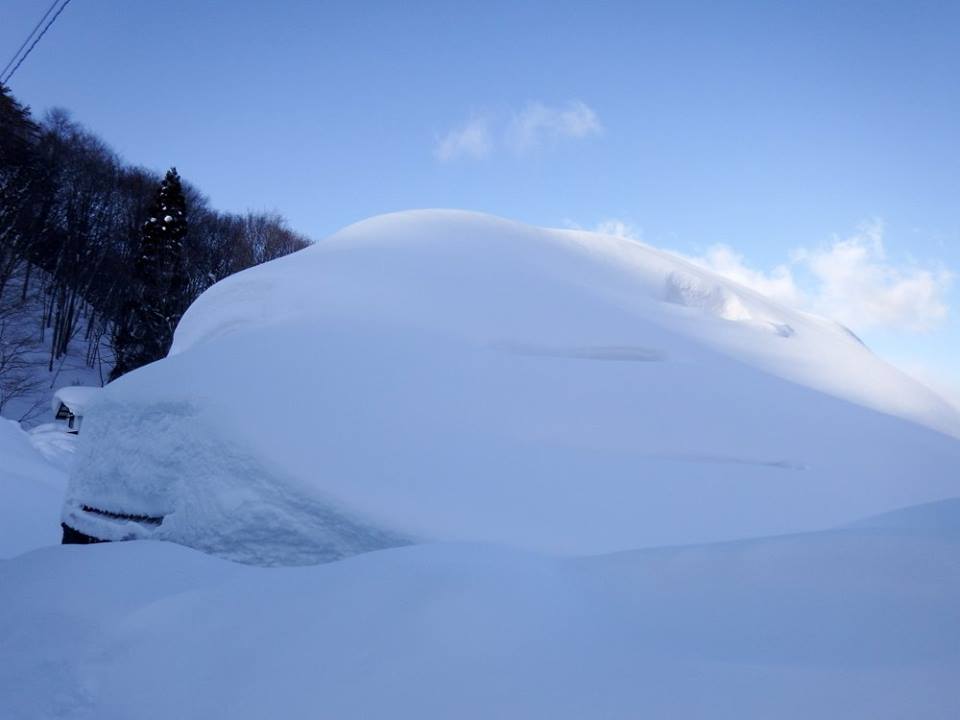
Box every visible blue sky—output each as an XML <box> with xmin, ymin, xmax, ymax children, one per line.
<box><xmin>3</xmin><ymin>0</ymin><xmax>959</xmax><ymax>399</ymax></box>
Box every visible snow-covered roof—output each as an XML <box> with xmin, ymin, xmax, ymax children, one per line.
<box><xmin>52</xmin><ymin>385</ymin><xmax>101</xmax><ymax>416</ymax></box>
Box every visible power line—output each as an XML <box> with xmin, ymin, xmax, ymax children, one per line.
<box><xmin>0</xmin><ymin>0</ymin><xmax>61</xmax><ymax>82</ymax></box>
<box><xmin>1</xmin><ymin>0</ymin><xmax>74</xmax><ymax>86</ymax></box>
<box><xmin>2</xmin><ymin>0</ymin><xmax>73</xmax><ymax>85</ymax></box>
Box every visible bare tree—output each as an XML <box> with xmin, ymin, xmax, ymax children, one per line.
<box><xmin>0</xmin><ymin>291</ymin><xmax>42</xmax><ymax>421</ymax></box>
<box><xmin>0</xmin><ymin>87</ymin><xmax>314</xmax><ymax>404</ymax></box>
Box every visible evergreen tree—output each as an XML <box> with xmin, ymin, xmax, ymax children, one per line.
<box><xmin>110</xmin><ymin>167</ymin><xmax>187</xmax><ymax>380</ymax></box>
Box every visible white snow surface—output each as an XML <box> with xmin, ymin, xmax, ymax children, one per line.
<box><xmin>0</xmin><ymin>419</ymin><xmax>69</xmax><ymax>558</ymax></box>
<box><xmin>63</xmin><ymin>210</ymin><xmax>960</xmax><ymax>565</ymax></box>
<box><xmin>2</xmin><ymin>500</ymin><xmax>960</xmax><ymax>719</ymax></box>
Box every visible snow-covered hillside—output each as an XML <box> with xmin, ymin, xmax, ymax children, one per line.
<box><xmin>62</xmin><ymin>210</ymin><xmax>960</xmax><ymax>565</ymax></box>
<box><xmin>0</xmin><ymin>266</ymin><xmax>106</xmax><ymax>426</ymax></box>
<box><xmin>3</xmin><ymin>500</ymin><xmax>959</xmax><ymax>719</ymax></box>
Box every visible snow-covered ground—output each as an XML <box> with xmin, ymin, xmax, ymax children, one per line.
<box><xmin>0</xmin><ymin>418</ymin><xmax>70</xmax><ymax>558</ymax></box>
<box><xmin>2</xmin><ymin>501</ymin><xmax>959</xmax><ymax>719</ymax></box>
<box><xmin>63</xmin><ymin>210</ymin><xmax>960</xmax><ymax>564</ymax></box>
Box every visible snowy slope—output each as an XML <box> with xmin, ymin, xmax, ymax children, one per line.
<box><xmin>0</xmin><ymin>266</ymin><xmax>107</xmax><ymax>426</ymax></box>
<box><xmin>62</xmin><ymin>210</ymin><xmax>960</xmax><ymax>564</ymax></box>
<box><xmin>3</xmin><ymin>500</ymin><xmax>960</xmax><ymax>719</ymax></box>
<box><xmin>0</xmin><ymin>419</ymin><xmax>69</xmax><ymax>558</ymax></box>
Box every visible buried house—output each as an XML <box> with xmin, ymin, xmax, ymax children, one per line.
<box><xmin>58</xmin><ymin>210</ymin><xmax>960</xmax><ymax>565</ymax></box>
<box><xmin>52</xmin><ymin>386</ymin><xmax>100</xmax><ymax>434</ymax></box>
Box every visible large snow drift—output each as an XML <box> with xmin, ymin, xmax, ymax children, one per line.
<box><xmin>4</xmin><ymin>500</ymin><xmax>960</xmax><ymax>719</ymax></box>
<box><xmin>63</xmin><ymin>210</ymin><xmax>960</xmax><ymax>564</ymax></box>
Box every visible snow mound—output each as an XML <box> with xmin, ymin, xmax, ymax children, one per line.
<box><xmin>63</xmin><ymin>210</ymin><xmax>960</xmax><ymax>565</ymax></box>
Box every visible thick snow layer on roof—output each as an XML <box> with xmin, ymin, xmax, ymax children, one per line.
<box><xmin>3</xmin><ymin>500</ymin><xmax>960</xmax><ymax>719</ymax></box>
<box><xmin>63</xmin><ymin>210</ymin><xmax>960</xmax><ymax>565</ymax></box>
<box><xmin>51</xmin><ymin>385</ymin><xmax>100</xmax><ymax>416</ymax></box>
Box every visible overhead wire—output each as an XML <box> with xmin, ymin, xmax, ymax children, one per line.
<box><xmin>0</xmin><ymin>0</ymin><xmax>60</xmax><ymax>81</ymax></box>
<box><xmin>1</xmin><ymin>0</ymin><xmax>74</xmax><ymax>86</ymax></box>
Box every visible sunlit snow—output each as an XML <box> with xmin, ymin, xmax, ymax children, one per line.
<box><xmin>59</xmin><ymin>210</ymin><xmax>960</xmax><ymax>565</ymax></box>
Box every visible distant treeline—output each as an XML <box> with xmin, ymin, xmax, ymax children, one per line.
<box><xmin>0</xmin><ymin>83</ymin><xmax>311</xmax><ymax>379</ymax></box>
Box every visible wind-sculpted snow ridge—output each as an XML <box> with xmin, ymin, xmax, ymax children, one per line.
<box><xmin>64</xmin><ymin>210</ymin><xmax>960</xmax><ymax>565</ymax></box>
<box><xmin>3</xmin><ymin>499</ymin><xmax>960</xmax><ymax>719</ymax></box>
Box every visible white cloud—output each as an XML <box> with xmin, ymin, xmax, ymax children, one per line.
<box><xmin>508</xmin><ymin>100</ymin><xmax>602</xmax><ymax>151</ymax></box>
<box><xmin>797</xmin><ymin>221</ymin><xmax>951</xmax><ymax>331</ymax></box>
<box><xmin>593</xmin><ymin>218</ymin><xmax>642</xmax><ymax>240</ymax></box>
<box><xmin>680</xmin><ymin>220</ymin><xmax>953</xmax><ymax>333</ymax></box>
<box><xmin>682</xmin><ymin>245</ymin><xmax>803</xmax><ymax>308</ymax></box>
<box><xmin>435</xmin><ymin>101</ymin><xmax>601</xmax><ymax>161</ymax></box>
<box><xmin>434</xmin><ymin>116</ymin><xmax>492</xmax><ymax>162</ymax></box>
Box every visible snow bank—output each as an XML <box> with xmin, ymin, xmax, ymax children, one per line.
<box><xmin>3</xmin><ymin>501</ymin><xmax>959</xmax><ymax>719</ymax></box>
<box><xmin>63</xmin><ymin>210</ymin><xmax>960</xmax><ymax>565</ymax></box>
<box><xmin>0</xmin><ymin>419</ymin><xmax>68</xmax><ymax>558</ymax></box>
